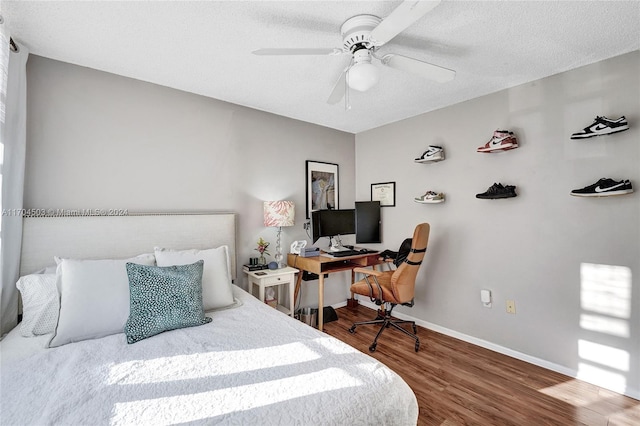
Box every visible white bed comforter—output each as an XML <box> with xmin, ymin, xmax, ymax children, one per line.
<box><xmin>1</xmin><ymin>286</ymin><xmax>418</xmax><ymax>425</ymax></box>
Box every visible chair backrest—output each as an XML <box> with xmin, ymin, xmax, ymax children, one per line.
<box><xmin>390</xmin><ymin>223</ymin><xmax>430</xmax><ymax>304</ymax></box>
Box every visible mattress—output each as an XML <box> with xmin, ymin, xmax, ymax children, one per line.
<box><xmin>0</xmin><ymin>285</ymin><xmax>418</xmax><ymax>425</ymax></box>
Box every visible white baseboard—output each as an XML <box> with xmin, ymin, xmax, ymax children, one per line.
<box><xmin>342</xmin><ymin>300</ymin><xmax>639</xmax><ymax>401</ymax></box>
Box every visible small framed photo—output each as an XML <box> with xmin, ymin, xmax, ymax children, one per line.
<box><xmin>306</xmin><ymin>160</ymin><xmax>339</xmax><ymax>218</ymax></box>
<box><xmin>371</xmin><ymin>182</ymin><xmax>396</xmax><ymax>207</ymax></box>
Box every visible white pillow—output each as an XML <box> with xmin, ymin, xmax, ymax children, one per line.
<box><xmin>154</xmin><ymin>246</ymin><xmax>234</xmax><ymax>310</ymax></box>
<box><xmin>48</xmin><ymin>253</ymin><xmax>156</xmax><ymax>348</ymax></box>
<box><xmin>16</xmin><ymin>273</ymin><xmax>59</xmax><ymax>337</ymax></box>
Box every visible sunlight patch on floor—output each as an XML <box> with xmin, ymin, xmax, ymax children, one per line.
<box><xmin>539</xmin><ymin>379</ymin><xmax>599</xmax><ymax>406</ymax></box>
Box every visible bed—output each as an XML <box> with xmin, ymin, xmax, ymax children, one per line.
<box><xmin>0</xmin><ymin>213</ymin><xmax>418</xmax><ymax>425</ymax></box>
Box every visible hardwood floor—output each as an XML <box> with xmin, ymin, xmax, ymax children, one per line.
<box><xmin>322</xmin><ymin>305</ymin><xmax>640</xmax><ymax>426</ymax></box>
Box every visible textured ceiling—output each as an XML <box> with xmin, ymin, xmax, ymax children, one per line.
<box><xmin>2</xmin><ymin>1</ymin><xmax>639</xmax><ymax>134</ymax></box>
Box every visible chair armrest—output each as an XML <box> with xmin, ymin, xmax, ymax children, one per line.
<box><xmin>353</xmin><ymin>267</ymin><xmax>384</xmax><ymax>277</ymax></box>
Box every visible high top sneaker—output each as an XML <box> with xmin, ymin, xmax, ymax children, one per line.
<box><xmin>477</xmin><ymin>130</ymin><xmax>518</xmax><ymax>153</ymax></box>
<box><xmin>415</xmin><ymin>145</ymin><xmax>445</xmax><ymax>163</ymax></box>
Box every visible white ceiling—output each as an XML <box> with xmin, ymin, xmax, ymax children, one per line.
<box><xmin>2</xmin><ymin>1</ymin><xmax>639</xmax><ymax>134</ymax></box>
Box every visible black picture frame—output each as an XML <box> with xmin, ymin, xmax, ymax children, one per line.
<box><xmin>306</xmin><ymin>160</ymin><xmax>339</xmax><ymax>218</ymax></box>
<box><xmin>371</xmin><ymin>182</ymin><xmax>396</xmax><ymax>207</ymax></box>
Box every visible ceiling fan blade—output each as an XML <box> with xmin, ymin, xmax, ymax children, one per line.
<box><xmin>327</xmin><ymin>68</ymin><xmax>348</xmax><ymax>104</ymax></box>
<box><xmin>381</xmin><ymin>53</ymin><xmax>455</xmax><ymax>83</ymax></box>
<box><xmin>253</xmin><ymin>48</ymin><xmax>343</xmax><ymax>56</ymax></box>
<box><xmin>369</xmin><ymin>0</ymin><xmax>441</xmax><ymax>47</ymax></box>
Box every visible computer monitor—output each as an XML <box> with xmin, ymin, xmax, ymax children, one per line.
<box><xmin>311</xmin><ymin>209</ymin><xmax>355</xmax><ymax>246</ymax></box>
<box><xmin>355</xmin><ymin>201</ymin><xmax>381</xmax><ymax>244</ymax></box>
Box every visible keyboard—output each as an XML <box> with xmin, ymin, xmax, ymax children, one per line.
<box><xmin>328</xmin><ymin>249</ymin><xmax>377</xmax><ymax>258</ymax></box>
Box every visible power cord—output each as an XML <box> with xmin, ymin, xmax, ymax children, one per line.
<box><xmin>303</xmin><ymin>220</ymin><xmax>312</xmax><ymax>240</ymax></box>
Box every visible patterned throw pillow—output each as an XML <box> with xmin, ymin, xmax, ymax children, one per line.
<box><xmin>124</xmin><ymin>261</ymin><xmax>211</xmax><ymax>344</ymax></box>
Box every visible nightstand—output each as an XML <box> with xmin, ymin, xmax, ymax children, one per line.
<box><xmin>245</xmin><ymin>266</ymin><xmax>298</xmax><ymax>317</ymax></box>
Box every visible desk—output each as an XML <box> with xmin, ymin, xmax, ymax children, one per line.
<box><xmin>287</xmin><ymin>252</ymin><xmax>382</xmax><ymax>331</ymax></box>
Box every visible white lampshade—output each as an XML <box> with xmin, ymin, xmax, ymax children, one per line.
<box><xmin>264</xmin><ymin>201</ymin><xmax>295</xmax><ymax>227</ymax></box>
<box><xmin>347</xmin><ymin>62</ymin><xmax>380</xmax><ymax>92</ymax></box>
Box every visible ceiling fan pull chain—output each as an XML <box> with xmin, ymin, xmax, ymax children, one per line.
<box><xmin>345</xmin><ymin>69</ymin><xmax>351</xmax><ymax>111</ymax></box>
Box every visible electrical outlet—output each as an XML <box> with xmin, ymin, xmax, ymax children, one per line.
<box><xmin>506</xmin><ymin>300</ymin><xmax>516</xmax><ymax>314</ymax></box>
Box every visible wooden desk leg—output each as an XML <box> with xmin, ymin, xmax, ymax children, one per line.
<box><xmin>318</xmin><ymin>273</ymin><xmax>324</xmax><ymax>332</ymax></box>
<box><xmin>350</xmin><ymin>269</ymin><xmax>356</xmax><ymax>299</ymax></box>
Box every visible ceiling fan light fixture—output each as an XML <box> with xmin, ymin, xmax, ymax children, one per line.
<box><xmin>346</xmin><ymin>49</ymin><xmax>379</xmax><ymax>92</ymax></box>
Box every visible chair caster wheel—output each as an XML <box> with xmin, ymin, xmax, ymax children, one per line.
<box><xmin>369</xmin><ymin>344</ymin><xmax>377</xmax><ymax>352</ymax></box>
<box><xmin>348</xmin><ymin>326</ymin><xmax>356</xmax><ymax>334</ymax></box>
<box><xmin>414</xmin><ymin>341</ymin><xmax>420</xmax><ymax>352</ymax></box>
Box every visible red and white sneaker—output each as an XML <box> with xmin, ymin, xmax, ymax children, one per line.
<box><xmin>477</xmin><ymin>130</ymin><xmax>518</xmax><ymax>153</ymax></box>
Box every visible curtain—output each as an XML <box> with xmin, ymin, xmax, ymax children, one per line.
<box><xmin>0</xmin><ymin>18</ymin><xmax>29</xmax><ymax>336</ymax></box>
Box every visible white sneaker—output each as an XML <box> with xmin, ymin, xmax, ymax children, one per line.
<box><xmin>415</xmin><ymin>191</ymin><xmax>445</xmax><ymax>203</ymax></box>
<box><xmin>415</xmin><ymin>146</ymin><xmax>444</xmax><ymax>163</ymax></box>
<box><xmin>571</xmin><ymin>116</ymin><xmax>629</xmax><ymax>139</ymax></box>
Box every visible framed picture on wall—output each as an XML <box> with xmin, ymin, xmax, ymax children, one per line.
<box><xmin>306</xmin><ymin>160</ymin><xmax>339</xmax><ymax>218</ymax></box>
<box><xmin>371</xmin><ymin>182</ymin><xmax>396</xmax><ymax>207</ymax></box>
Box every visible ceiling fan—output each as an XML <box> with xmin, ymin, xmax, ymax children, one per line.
<box><xmin>253</xmin><ymin>0</ymin><xmax>456</xmax><ymax>105</ymax></box>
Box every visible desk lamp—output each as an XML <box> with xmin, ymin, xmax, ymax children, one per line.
<box><xmin>263</xmin><ymin>201</ymin><xmax>295</xmax><ymax>268</ymax></box>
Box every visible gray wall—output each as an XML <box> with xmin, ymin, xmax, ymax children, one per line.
<box><xmin>356</xmin><ymin>51</ymin><xmax>639</xmax><ymax>398</ymax></box>
<box><xmin>24</xmin><ymin>55</ymin><xmax>356</xmax><ymax>308</ymax></box>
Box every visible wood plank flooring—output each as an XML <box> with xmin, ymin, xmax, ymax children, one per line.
<box><xmin>322</xmin><ymin>305</ymin><xmax>640</xmax><ymax>426</ymax></box>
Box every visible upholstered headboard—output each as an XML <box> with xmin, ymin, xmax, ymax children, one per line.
<box><xmin>19</xmin><ymin>213</ymin><xmax>237</xmax><ymax>279</ymax></box>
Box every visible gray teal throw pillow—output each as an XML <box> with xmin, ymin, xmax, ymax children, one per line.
<box><xmin>124</xmin><ymin>260</ymin><xmax>211</xmax><ymax>344</ymax></box>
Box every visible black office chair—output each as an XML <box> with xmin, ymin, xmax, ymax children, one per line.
<box><xmin>348</xmin><ymin>223</ymin><xmax>430</xmax><ymax>352</ymax></box>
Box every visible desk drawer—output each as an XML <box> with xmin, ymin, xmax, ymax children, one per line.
<box><xmin>263</xmin><ymin>274</ymin><xmax>291</xmax><ymax>285</ymax></box>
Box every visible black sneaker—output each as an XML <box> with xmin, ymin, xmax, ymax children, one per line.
<box><xmin>476</xmin><ymin>183</ymin><xmax>517</xmax><ymax>199</ymax></box>
<box><xmin>571</xmin><ymin>178</ymin><xmax>633</xmax><ymax>197</ymax></box>
<box><xmin>571</xmin><ymin>116</ymin><xmax>629</xmax><ymax>139</ymax></box>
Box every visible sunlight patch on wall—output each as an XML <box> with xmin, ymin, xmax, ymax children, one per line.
<box><xmin>578</xmin><ymin>340</ymin><xmax>630</xmax><ymax>372</ymax></box>
<box><xmin>578</xmin><ymin>262</ymin><xmax>632</xmax><ymax>394</ymax></box>
<box><xmin>579</xmin><ymin>314</ymin><xmax>629</xmax><ymax>338</ymax></box>
<box><xmin>580</xmin><ymin>263</ymin><xmax>631</xmax><ymax>319</ymax></box>
<box><xmin>577</xmin><ymin>362</ymin><xmax>627</xmax><ymax>394</ymax></box>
